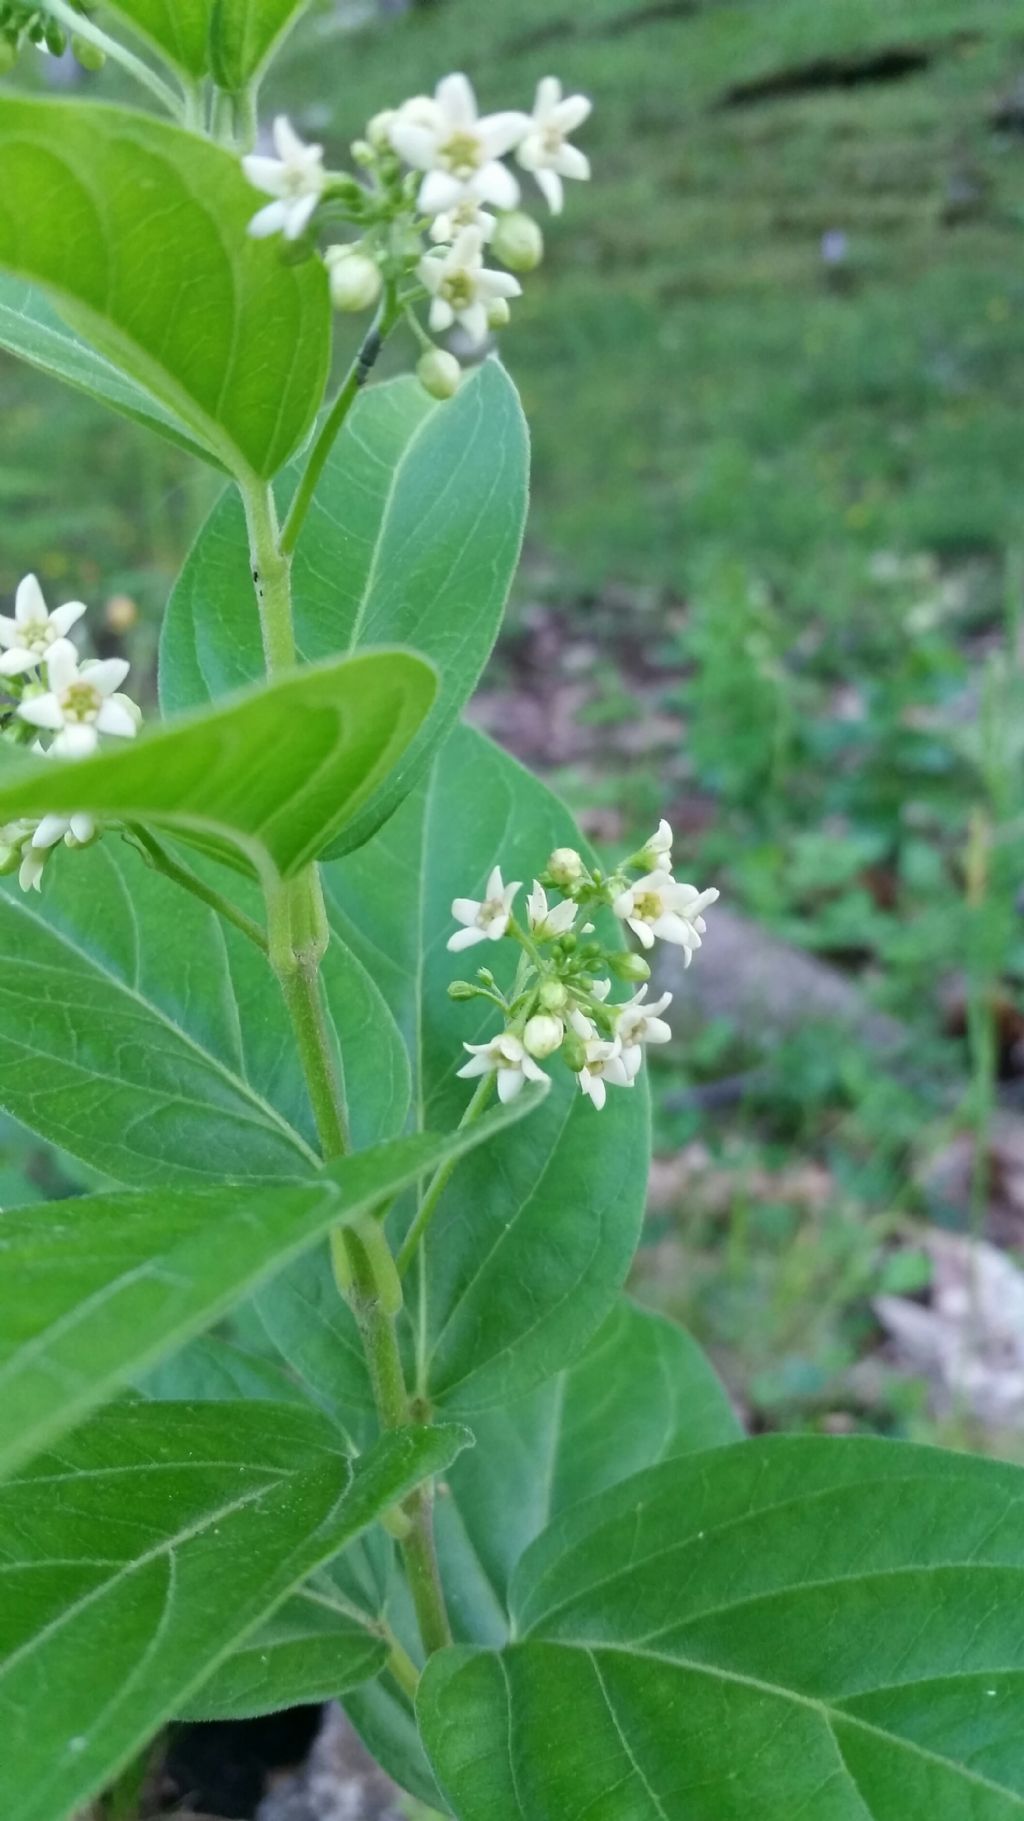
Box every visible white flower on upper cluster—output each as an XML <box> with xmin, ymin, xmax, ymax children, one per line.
<box><xmin>428</xmin><ymin>196</ymin><xmax>497</xmax><ymax>244</ymax></box>
<box><xmin>419</xmin><ymin>227</ymin><xmax>522</xmax><ymax>345</ymax></box>
<box><xmin>457</xmin><ymin>1029</ymin><xmax>548</xmax><ymax>1103</ymax></box>
<box><xmin>448</xmin><ymin>864</ymin><xmax>521</xmax><ymax>951</ymax></box>
<box><xmin>613</xmin><ymin>871</ymin><xmax>719</xmax><ymax>956</ymax></box>
<box><xmin>17</xmin><ymin>645</ymin><xmax>138</xmax><ymax>758</ymax></box>
<box><xmin>391</xmin><ymin>73</ymin><xmax>529</xmax><ymax>216</ymax></box>
<box><xmin>637</xmin><ymin>818</ymin><xmax>673</xmax><ymax>871</ymax></box>
<box><xmin>569</xmin><ymin>1007</ymin><xmax>632</xmax><ymax>1110</ymax></box>
<box><xmin>0</xmin><ymin>575</ymin><xmax>86</xmax><ymax>678</ymax></box>
<box><xmin>243</xmin><ymin>116</ymin><xmax>326</xmax><ymax>240</ymax></box>
<box><xmin>516</xmin><ymin>77</ymin><xmax>591</xmax><ymax>215</ymax></box>
<box><xmin>526</xmin><ymin>880</ymin><xmax>577</xmax><ymax>941</ymax></box>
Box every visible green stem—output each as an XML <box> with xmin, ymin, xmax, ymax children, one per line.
<box><xmin>280</xmin><ymin>286</ymin><xmax>402</xmax><ymax>559</ymax></box>
<box><xmin>236</xmin><ymin>84</ymin><xmax>259</xmax><ymax>154</ymax></box>
<box><xmin>38</xmin><ymin>0</ymin><xmax>184</xmax><ymax>117</ymax></box>
<box><xmin>396</xmin><ymin>1073</ymin><xmax>495</xmax><ymax>1278</ymax></box>
<box><xmin>402</xmin><ymin>1486</ymin><xmax>452</xmax><ymax>1654</ymax></box>
<box><xmin>211</xmin><ymin>88</ymin><xmax>237</xmax><ymax>146</ymax></box>
<box><xmin>274</xmin><ymin>911</ymin><xmax>349</xmax><ymax>1159</ymax></box>
<box><xmin>241</xmin><ymin>477</ymin><xmax>297</xmax><ymax>674</ymax></box>
<box><xmin>386</xmin><ymin>1639</ymin><xmax>421</xmax><ymax>1701</ymax></box>
<box><xmin>126</xmin><ymin>825</ymin><xmax>268</xmax><ymax>953</ymax></box>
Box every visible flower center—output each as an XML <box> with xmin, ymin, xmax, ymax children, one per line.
<box><xmin>634</xmin><ymin>890</ymin><xmax>663</xmax><ymax>922</ymax></box>
<box><xmin>478</xmin><ymin>894</ymin><xmax>505</xmax><ymax>928</ymax></box>
<box><xmin>440</xmin><ymin>130</ymin><xmax>483</xmax><ymax>178</ymax></box>
<box><xmin>25</xmin><ymin>624</ymin><xmax>55</xmax><ymax>653</ymax></box>
<box><xmin>541</xmin><ymin>124</ymin><xmax>564</xmax><ymax>158</ymax></box>
<box><xmin>60</xmin><ymin>680</ymin><xmax>101</xmax><ymax>724</ymax></box>
<box><xmin>441</xmin><ymin>269</ymin><xmax>477</xmax><ymax>309</ymax></box>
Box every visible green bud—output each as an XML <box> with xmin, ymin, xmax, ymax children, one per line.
<box><xmin>562</xmin><ymin>1029</ymin><xmax>587</xmax><ymax>1073</ymax></box>
<box><xmin>417</xmin><ymin>348</ymin><xmax>461</xmax><ymax>401</ymax></box>
<box><xmin>0</xmin><ymin>36</ymin><xmax>17</xmax><ymax>73</ymax></box>
<box><xmin>491</xmin><ymin>210</ymin><xmax>544</xmax><ymax>273</ymax></box>
<box><xmin>486</xmin><ymin>295</ymin><xmax>511</xmax><ymax>330</ymax></box>
<box><xmin>43</xmin><ymin>20</ymin><xmax>67</xmax><ymax>53</ymax></box>
<box><xmin>559</xmin><ymin>932</ymin><xmax>578</xmax><ymax>954</ymax></box>
<box><xmin>0</xmin><ymin>843</ymin><xmax>21</xmax><ymax>876</ymax></box>
<box><xmin>350</xmin><ymin>137</ymin><xmax>375</xmax><ymax>167</ymax></box>
<box><xmin>475</xmin><ymin>968</ymin><xmax>497</xmax><ymax>988</ymax></box>
<box><xmin>580</xmin><ymin>940</ymin><xmax>603</xmax><ymax>960</ymax></box>
<box><xmin>71</xmin><ymin>32</ymin><xmax>105</xmax><ymax>69</ymax></box>
<box><xmin>539</xmin><ymin>978</ymin><xmax>569</xmax><ymax>1013</ymax></box>
<box><xmin>447</xmin><ymin>980</ymin><xmax>479</xmax><ymax>1001</ymax></box>
<box><xmin>608</xmin><ymin>950</ymin><xmax>651</xmax><ymax>983</ymax></box>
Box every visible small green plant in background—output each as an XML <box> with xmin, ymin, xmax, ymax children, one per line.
<box><xmin>4</xmin><ymin>8</ymin><xmax>1024</xmax><ymax>1821</ymax></box>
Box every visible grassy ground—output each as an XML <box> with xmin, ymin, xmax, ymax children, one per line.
<box><xmin>4</xmin><ymin>0</ymin><xmax>1024</xmax><ymax>1447</ymax></box>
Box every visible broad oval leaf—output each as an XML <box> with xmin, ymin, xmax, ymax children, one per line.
<box><xmin>0</xmin><ymin>277</ymin><xmax>216</xmax><ymax>466</ymax></box>
<box><xmin>0</xmin><ymin>100</ymin><xmax>330</xmax><ymax>479</ymax></box>
<box><xmin>160</xmin><ymin>364</ymin><xmax>529</xmax><ymax>855</ymax></box>
<box><xmin>0</xmin><ymin>1402</ymin><xmax>468</xmax><ymax>1821</ymax></box>
<box><xmin>258</xmin><ymin>722</ymin><xmax>650</xmax><ymax>1418</ymax></box>
<box><xmin>211</xmin><ymin>0</ymin><xmax>313</xmax><ymax>89</ymax></box>
<box><xmin>94</xmin><ymin>0</ymin><xmax>212</xmax><ymax>76</ymax></box>
<box><xmin>420</xmin><ymin>1436</ymin><xmax>1024</xmax><ymax>1820</ymax></box>
<box><xmin>177</xmin><ymin>1589</ymin><xmax>387</xmax><ymax>1721</ymax></box>
<box><xmin>0</xmin><ymin>650</ymin><xmax>435</xmax><ymax>884</ymax></box>
<box><xmin>0</xmin><ymin>838</ymin><xmax>407</xmax><ymax>1185</ymax></box>
<box><xmin>0</xmin><ymin>1097</ymin><xmax>536</xmax><ymax>1483</ymax></box>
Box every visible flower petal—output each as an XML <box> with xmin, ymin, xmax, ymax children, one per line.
<box><xmin>534</xmin><ymin>167</ymin><xmax>564</xmax><ymax>214</ymax></box>
<box><xmin>481</xmin><ymin>266</ymin><xmax>523</xmax><ymax>300</ymax></box>
<box><xmin>241</xmin><ymin>155</ymin><xmax>286</xmax><ymax>197</ymax></box>
<box><xmin>32</xmin><ymin>814</ymin><xmax>70</xmax><ymax>851</ymax></box>
<box><xmin>452</xmin><ymin>897</ymin><xmax>483</xmax><ymax>925</ymax></box>
<box><xmin>0</xmin><ymin>649</ymin><xmax>35</xmax><ymax>677</ymax></box>
<box><xmin>436</xmin><ymin>72</ymin><xmax>478</xmax><ymax>128</ymax></box>
<box><xmin>81</xmin><ymin>657</ymin><xmax>129</xmax><ymax>696</ymax></box>
<box><xmin>53</xmin><ymin>723</ymin><xmax>98</xmax><ymax>758</ymax></box>
<box><xmin>283</xmin><ymin>192</ymin><xmax>319</xmax><ymax>240</ymax></box>
<box><xmin>17</xmin><ymin>693</ymin><xmax>64</xmax><ymax>731</ymax></box>
<box><xmin>497</xmin><ymin>1066</ymin><xmax>525</xmax><ymax>1103</ymax></box>
<box><xmin>553</xmin><ymin>94</ymin><xmax>592</xmax><ymax>133</ymax></box>
<box><xmin>459</xmin><ymin>300</ymin><xmax>489</xmax><ymax>345</ymax></box>
<box><xmin>554</xmin><ymin>144</ymin><xmax>590</xmax><ymax>182</ymax></box>
<box><xmin>248</xmin><ymin>199</ymin><xmax>290</xmax><ymax>238</ymax></box>
<box><xmin>15</xmin><ymin>574</ymin><xmax>48</xmax><ymax>628</ymax></box>
<box><xmin>478</xmin><ymin>111</ymin><xmax>532</xmax><ymax>159</ymax></box>
<box><xmin>49</xmin><ymin>600</ymin><xmax>88</xmax><ymax>637</ymax></box>
<box><xmin>533</xmin><ymin>77</ymin><xmax>563</xmax><ymax>120</ymax></box>
<box><xmin>447</xmin><ymin>924</ymin><xmax>486</xmax><ymax>952</ymax></box>
<box><xmin>420</xmin><ymin>168</ymin><xmax>464</xmax><ymax>215</ymax></box>
<box><xmin>476</xmin><ymin>160</ymin><xmax>520</xmax><ymax>210</ymax></box>
<box><xmin>95</xmin><ymin>698</ymin><xmax>137</xmax><ymax>739</ymax></box>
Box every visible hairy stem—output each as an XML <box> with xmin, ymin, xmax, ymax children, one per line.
<box><xmin>396</xmin><ymin>1072</ymin><xmax>495</xmax><ymax>1277</ymax></box>
<box><xmin>38</xmin><ymin>0</ymin><xmax>184</xmax><ymax>117</ymax></box>
<box><xmin>280</xmin><ymin>286</ymin><xmax>402</xmax><ymax>559</ymax></box>
<box><xmin>126</xmin><ymin>825</ymin><xmax>268</xmax><ymax>953</ymax></box>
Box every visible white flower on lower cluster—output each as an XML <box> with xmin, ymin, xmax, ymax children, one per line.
<box><xmin>391</xmin><ymin>73</ymin><xmax>529</xmax><ymax>216</ymax></box>
<box><xmin>516</xmin><ymin>77</ymin><xmax>592</xmax><ymax>215</ymax></box>
<box><xmin>0</xmin><ymin>575</ymin><xmax>85</xmax><ymax>678</ymax></box>
<box><xmin>419</xmin><ymin>227</ymin><xmax>522</xmax><ymax>344</ymax></box>
<box><xmin>448</xmin><ymin>864</ymin><xmax>521</xmax><ymax>951</ymax></box>
<box><xmin>17</xmin><ymin>646</ymin><xmax>138</xmax><ymax>758</ymax></box>
<box><xmin>570</xmin><ymin>1008</ymin><xmax>632</xmax><ymax>1110</ymax></box>
<box><xmin>243</xmin><ymin>116</ymin><xmax>326</xmax><ymax>241</ymax></box>
<box><xmin>613</xmin><ymin>871</ymin><xmax>718</xmax><ymax>956</ymax></box>
<box><xmin>526</xmin><ymin>880</ymin><xmax>576</xmax><ymax>941</ymax></box>
<box><xmin>428</xmin><ymin>197</ymin><xmax>497</xmax><ymax>244</ymax></box>
<box><xmin>457</xmin><ymin>1029</ymin><xmax>548</xmax><ymax>1103</ymax></box>
<box><xmin>614</xmin><ymin>985</ymin><xmax>673</xmax><ymax>1079</ymax></box>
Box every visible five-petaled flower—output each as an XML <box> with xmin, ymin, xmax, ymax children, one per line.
<box><xmin>457</xmin><ymin>1030</ymin><xmax>548</xmax><ymax>1102</ymax></box>
<box><xmin>243</xmin><ymin>116</ymin><xmax>326</xmax><ymax>240</ymax></box>
<box><xmin>613</xmin><ymin>872</ymin><xmax>719</xmax><ymax>956</ymax></box>
<box><xmin>615</xmin><ymin>985</ymin><xmax>673</xmax><ymax>1078</ymax></box>
<box><xmin>570</xmin><ymin>1011</ymin><xmax>632</xmax><ymax>1110</ymax></box>
<box><xmin>391</xmin><ymin>72</ymin><xmax>529</xmax><ymax>217</ymax></box>
<box><xmin>17</xmin><ymin>646</ymin><xmax>139</xmax><ymax>758</ymax></box>
<box><xmin>526</xmin><ymin>880</ymin><xmax>577</xmax><ymax>941</ymax></box>
<box><xmin>448</xmin><ymin>865</ymin><xmax>521</xmax><ymax>951</ymax></box>
<box><xmin>0</xmin><ymin>574</ymin><xmax>85</xmax><ymax>678</ymax></box>
<box><xmin>419</xmin><ymin>227</ymin><xmax>522</xmax><ymax>344</ymax></box>
<box><xmin>516</xmin><ymin>77</ymin><xmax>592</xmax><ymax>215</ymax></box>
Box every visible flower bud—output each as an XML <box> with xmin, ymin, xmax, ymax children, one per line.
<box><xmin>608</xmin><ymin>950</ymin><xmax>651</xmax><ymax>983</ymax></box>
<box><xmin>72</xmin><ymin>33</ymin><xmax>105</xmax><ymax>69</ymax></box>
<box><xmin>448</xmin><ymin>980</ymin><xmax>479</xmax><ymax>1000</ymax></box>
<box><xmin>524</xmin><ymin>1013</ymin><xmax>564</xmax><ymax>1060</ymax></box>
<box><xmin>417</xmin><ymin>348</ymin><xmax>461</xmax><ymax>400</ymax></box>
<box><xmin>548</xmin><ymin>846</ymin><xmax>584</xmax><ymax>887</ymax></box>
<box><xmin>539</xmin><ymin>978</ymin><xmax>569</xmax><ymax>1013</ymax></box>
<box><xmin>486</xmin><ymin>296</ymin><xmax>511</xmax><ymax>330</ymax></box>
<box><xmin>562</xmin><ymin>1029</ymin><xmax>588</xmax><ymax>1073</ymax></box>
<box><xmin>492</xmin><ymin>211</ymin><xmax>544</xmax><ymax>273</ymax></box>
<box><xmin>366</xmin><ymin>109</ymin><xmax>396</xmax><ymax>150</ymax></box>
<box><xmin>350</xmin><ymin>138</ymin><xmax>375</xmax><ymax>167</ymax></box>
<box><xmin>0</xmin><ymin>842</ymin><xmax>21</xmax><ymax>876</ymax></box>
<box><xmin>325</xmin><ymin>246</ymin><xmax>383</xmax><ymax>313</ymax></box>
<box><xmin>43</xmin><ymin>21</ymin><xmax>67</xmax><ymax>53</ymax></box>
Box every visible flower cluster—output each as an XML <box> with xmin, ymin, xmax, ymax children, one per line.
<box><xmin>0</xmin><ymin>574</ymin><xmax>141</xmax><ymax>892</ymax></box>
<box><xmin>446</xmin><ymin>823</ymin><xmax>718</xmax><ymax>1111</ymax></box>
<box><xmin>241</xmin><ymin>71</ymin><xmax>591</xmax><ymax>398</ymax></box>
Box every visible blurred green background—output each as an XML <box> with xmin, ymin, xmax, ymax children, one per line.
<box><xmin>6</xmin><ymin>0</ymin><xmax>1024</xmax><ymax>1451</ymax></box>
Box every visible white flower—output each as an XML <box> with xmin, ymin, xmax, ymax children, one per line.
<box><xmin>18</xmin><ymin>845</ymin><xmax>46</xmax><ymax>894</ymax></box>
<box><xmin>324</xmin><ymin>245</ymin><xmax>383</xmax><ymax>312</ymax></box>
<box><xmin>457</xmin><ymin>1029</ymin><xmax>548</xmax><ymax>1103</ymax></box>
<box><xmin>568</xmin><ymin>1010</ymin><xmax>632</xmax><ymax>1110</ymax></box>
<box><xmin>428</xmin><ymin>196</ymin><xmax>497</xmax><ymax>244</ymax></box>
<box><xmin>17</xmin><ymin>646</ymin><xmax>138</xmax><ymax>758</ymax></box>
<box><xmin>613</xmin><ymin>871</ymin><xmax>719</xmax><ymax>956</ymax></box>
<box><xmin>0</xmin><ymin>574</ymin><xmax>85</xmax><ymax>678</ymax></box>
<box><xmin>31</xmin><ymin>812</ymin><xmax>96</xmax><ymax>852</ymax></box>
<box><xmin>637</xmin><ymin>819</ymin><xmax>673</xmax><ymax>871</ymax></box>
<box><xmin>614</xmin><ymin>986</ymin><xmax>673</xmax><ymax>1079</ymax></box>
<box><xmin>523</xmin><ymin>1013</ymin><xmax>564</xmax><ymax>1059</ymax></box>
<box><xmin>243</xmin><ymin>116</ymin><xmax>326</xmax><ymax>241</ymax></box>
<box><xmin>391</xmin><ymin>72</ymin><xmax>529</xmax><ymax>215</ymax></box>
<box><xmin>516</xmin><ymin>77</ymin><xmax>591</xmax><ymax>215</ymax></box>
<box><xmin>448</xmin><ymin>864</ymin><xmax>521</xmax><ymax>951</ymax></box>
<box><xmin>419</xmin><ymin>227</ymin><xmax>522</xmax><ymax>345</ymax></box>
<box><xmin>526</xmin><ymin>880</ymin><xmax>577</xmax><ymax>941</ymax></box>
<box><xmin>548</xmin><ymin>846</ymin><xmax>584</xmax><ymax>887</ymax></box>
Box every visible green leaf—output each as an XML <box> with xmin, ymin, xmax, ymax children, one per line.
<box><xmin>177</xmin><ymin>1589</ymin><xmax>387</xmax><ymax>1721</ymax></box>
<box><xmin>0</xmin><ymin>1402</ymin><xmax>467</xmax><ymax>1821</ymax></box>
<box><xmin>94</xmin><ymin>0</ymin><xmax>213</xmax><ymax>76</ymax></box>
<box><xmin>160</xmin><ymin>365</ymin><xmax>529</xmax><ymax>855</ymax></box>
<box><xmin>0</xmin><ymin>651</ymin><xmax>435</xmax><ymax>884</ymax></box>
<box><xmin>0</xmin><ymin>100</ymin><xmax>330</xmax><ymax>479</ymax></box>
<box><xmin>0</xmin><ymin>1097</ymin><xmax>537</xmax><ymax>1483</ymax></box>
<box><xmin>211</xmin><ymin>0</ymin><xmax>313</xmax><ymax>89</ymax></box>
<box><xmin>258</xmin><ymin>723</ymin><xmax>650</xmax><ymax>1418</ymax></box>
<box><xmin>420</xmin><ymin>1436</ymin><xmax>1024</xmax><ymax>1819</ymax></box>
<box><xmin>0</xmin><ymin>838</ymin><xmax>406</xmax><ymax>1185</ymax></box>
<box><xmin>0</xmin><ymin>278</ymin><xmax>218</xmax><ymax>467</ymax></box>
